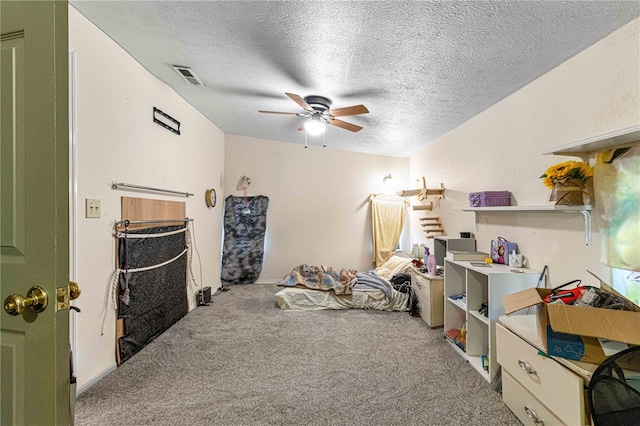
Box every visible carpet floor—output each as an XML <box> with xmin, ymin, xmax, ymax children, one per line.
<box><xmin>75</xmin><ymin>283</ymin><xmax>520</xmax><ymax>425</ymax></box>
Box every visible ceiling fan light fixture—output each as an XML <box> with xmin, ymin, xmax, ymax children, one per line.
<box><xmin>304</xmin><ymin>117</ymin><xmax>326</xmax><ymax>136</ymax></box>
<box><xmin>260</xmin><ymin>92</ymin><xmax>368</xmax><ymax>136</ymax></box>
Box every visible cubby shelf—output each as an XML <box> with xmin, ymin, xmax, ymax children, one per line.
<box><xmin>453</xmin><ymin>205</ymin><xmax>592</xmax><ymax>246</ymax></box>
<box><xmin>469</xmin><ymin>310</ymin><xmax>489</xmax><ymax>325</ymax></box>
<box><xmin>448</xmin><ymin>297</ymin><xmax>467</xmax><ymax>311</ymax></box>
<box><xmin>443</xmin><ymin>259</ymin><xmax>540</xmax><ymax>383</ymax></box>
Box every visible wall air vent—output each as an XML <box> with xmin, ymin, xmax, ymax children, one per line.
<box><xmin>172</xmin><ymin>65</ymin><xmax>204</xmax><ymax>87</ymax></box>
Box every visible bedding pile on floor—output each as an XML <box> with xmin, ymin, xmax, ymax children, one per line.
<box><xmin>276</xmin><ymin>254</ymin><xmax>414</xmax><ymax>311</ymax></box>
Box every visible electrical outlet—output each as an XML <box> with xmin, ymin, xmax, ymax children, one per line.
<box><xmin>85</xmin><ymin>199</ymin><xmax>101</xmax><ymax>218</ymax></box>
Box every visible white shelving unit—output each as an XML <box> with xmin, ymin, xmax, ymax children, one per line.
<box><xmin>453</xmin><ymin>205</ymin><xmax>593</xmax><ymax>246</ymax></box>
<box><xmin>443</xmin><ymin>259</ymin><xmax>539</xmax><ymax>383</ymax></box>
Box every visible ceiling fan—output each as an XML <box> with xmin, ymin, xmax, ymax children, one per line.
<box><xmin>259</xmin><ymin>93</ymin><xmax>369</xmax><ymax>134</ymax></box>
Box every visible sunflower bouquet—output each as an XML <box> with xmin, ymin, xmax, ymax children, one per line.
<box><xmin>540</xmin><ymin>161</ymin><xmax>594</xmax><ymax>190</ymax></box>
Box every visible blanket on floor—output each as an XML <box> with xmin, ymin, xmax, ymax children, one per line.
<box><xmin>354</xmin><ymin>271</ymin><xmax>393</xmax><ymax>299</ymax></box>
<box><xmin>279</xmin><ymin>264</ymin><xmax>358</xmax><ymax>295</ymax></box>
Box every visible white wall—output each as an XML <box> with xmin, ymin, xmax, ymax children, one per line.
<box><xmin>224</xmin><ymin>135</ymin><xmax>409</xmax><ymax>279</ymax></box>
<box><xmin>409</xmin><ymin>18</ymin><xmax>640</xmax><ymax>287</ymax></box>
<box><xmin>70</xmin><ymin>6</ymin><xmax>225</xmax><ymax>390</ymax></box>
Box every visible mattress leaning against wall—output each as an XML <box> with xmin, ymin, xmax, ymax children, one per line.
<box><xmin>116</xmin><ymin>224</ymin><xmax>189</xmax><ymax>364</ymax></box>
<box><xmin>221</xmin><ymin>195</ymin><xmax>269</xmax><ymax>286</ymax></box>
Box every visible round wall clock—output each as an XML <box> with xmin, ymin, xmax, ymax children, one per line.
<box><xmin>205</xmin><ymin>188</ymin><xmax>216</xmax><ymax>208</ymax></box>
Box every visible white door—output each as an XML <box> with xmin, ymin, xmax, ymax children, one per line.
<box><xmin>1</xmin><ymin>1</ymin><xmax>70</xmax><ymax>424</ymax></box>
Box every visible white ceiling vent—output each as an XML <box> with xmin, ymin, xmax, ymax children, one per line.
<box><xmin>172</xmin><ymin>65</ymin><xmax>204</xmax><ymax>87</ymax></box>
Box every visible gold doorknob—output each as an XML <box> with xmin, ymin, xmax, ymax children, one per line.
<box><xmin>69</xmin><ymin>281</ymin><xmax>81</xmax><ymax>300</ymax></box>
<box><xmin>4</xmin><ymin>286</ymin><xmax>49</xmax><ymax>316</ymax></box>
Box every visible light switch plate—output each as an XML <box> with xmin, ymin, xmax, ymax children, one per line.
<box><xmin>85</xmin><ymin>198</ymin><xmax>101</xmax><ymax>218</ymax></box>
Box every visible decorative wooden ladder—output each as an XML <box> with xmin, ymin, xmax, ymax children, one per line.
<box><xmin>421</xmin><ymin>216</ymin><xmax>446</xmax><ymax>238</ymax></box>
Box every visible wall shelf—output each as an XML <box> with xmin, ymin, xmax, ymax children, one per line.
<box><xmin>453</xmin><ymin>205</ymin><xmax>592</xmax><ymax>246</ymax></box>
<box><xmin>542</xmin><ymin>125</ymin><xmax>640</xmax><ymax>156</ymax></box>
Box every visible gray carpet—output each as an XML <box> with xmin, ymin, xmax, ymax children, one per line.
<box><xmin>75</xmin><ymin>283</ymin><xmax>520</xmax><ymax>426</ymax></box>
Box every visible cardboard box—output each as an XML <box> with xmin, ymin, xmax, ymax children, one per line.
<box><xmin>503</xmin><ymin>286</ymin><xmax>640</xmax><ymax>364</ymax></box>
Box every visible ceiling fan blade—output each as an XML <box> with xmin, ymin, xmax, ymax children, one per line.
<box><xmin>258</xmin><ymin>110</ymin><xmax>298</xmax><ymax>115</ymax></box>
<box><xmin>285</xmin><ymin>92</ymin><xmax>313</xmax><ymax>111</ymax></box>
<box><xmin>330</xmin><ymin>118</ymin><xmax>363</xmax><ymax>133</ymax></box>
<box><xmin>329</xmin><ymin>105</ymin><xmax>369</xmax><ymax>117</ymax></box>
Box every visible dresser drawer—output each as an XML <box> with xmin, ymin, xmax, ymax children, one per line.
<box><xmin>502</xmin><ymin>371</ymin><xmax>564</xmax><ymax>426</ymax></box>
<box><xmin>412</xmin><ymin>273</ymin><xmax>443</xmax><ymax>301</ymax></box>
<box><xmin>414</xmin><ymin>292</ymin><xmax>432</xmax><ymax>325</ymax></box>
<box><xmin>496</xmin><ymin>323</ymin><xmax>584</xmax><ymax>425</ymax></box>
<box><xmin>412</xmin><ymin>273</ymin><xmax>432</xmax><ymax>302</ymax></box>
<box><xmin>415</xmin><ymin>292</ymin><xmax>443</xmax><ymax>328</ymax></box>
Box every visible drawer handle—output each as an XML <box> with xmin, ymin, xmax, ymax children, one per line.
<box><xmin>518</xmin><ymin>360</ymin><xmax>537</xmax><ymax>375</ymax></box>
<box><xmin>415</xmin><ymin>282</ymin><xmax>422</xmax><ymax>289</ymax></box>
<box><xmin>524</xmin><ymin>406</ymin><xmax>544</xmax><ymax>425</ymax></box>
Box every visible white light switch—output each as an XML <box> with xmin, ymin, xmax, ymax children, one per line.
<box><xmin>85</xmin><ymin>199</ymin><xmax>101</xmax><ymax>218</ymax></box>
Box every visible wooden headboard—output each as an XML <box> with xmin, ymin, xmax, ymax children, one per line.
<box><xmin>118</xmin><ymin>196</ymin><xmax>186</xmax><ymax>230</ymax></box>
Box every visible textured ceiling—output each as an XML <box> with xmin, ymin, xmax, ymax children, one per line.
<box><xmin>70</xmin><ymin>1</ymin><xmax>640</xmax><ymax>157</ymax></box>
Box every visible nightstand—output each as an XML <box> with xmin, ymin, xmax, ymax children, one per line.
<box><xmin>410</xmin><ymin>268</ymin><xmax>444</xmax><ymax>328</ymax></box>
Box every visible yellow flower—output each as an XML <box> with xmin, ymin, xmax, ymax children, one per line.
<box><xmin>540</xmin><ymin>161</ymin><xmax>594</xmax><ymax>190</ymax></box>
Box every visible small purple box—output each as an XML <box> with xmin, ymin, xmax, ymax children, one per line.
<box><xmin>469</xmin><ymin>191</ymin><xmax>510</xmax><ymax>207</ymax></box>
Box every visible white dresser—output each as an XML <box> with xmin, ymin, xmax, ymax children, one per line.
<box><xmin>410</xmin><ymin>268</ymin><xmax>444</xmax><ymax>328</ymax></box>
<box><xmin>497</xmin><ymin>314</ymin><xmax>597</xmax><ymax>425</ymax></box>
